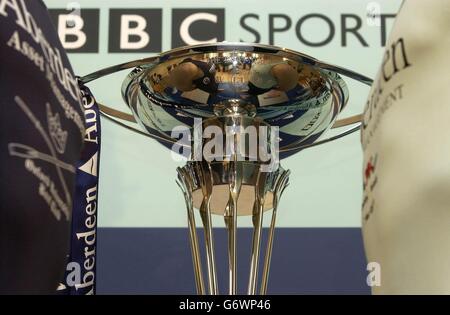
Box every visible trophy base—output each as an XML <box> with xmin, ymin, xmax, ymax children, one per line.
<box><xmin>181</xmin><ymin>161</ymin><xmax>280</xmax><ymax>216</ymax></box>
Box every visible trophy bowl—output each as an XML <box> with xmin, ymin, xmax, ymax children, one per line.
<box><xmin>80</xmin><ymin>42</ymin><xmax>372</xmax><ymax>295</ymax></box>
<box><xmin>121</xmin><ymin>43</ymin><xmax>350</xmax><ymax>158</ymax></box>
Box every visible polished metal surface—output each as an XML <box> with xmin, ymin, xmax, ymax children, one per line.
<box><xmin>260</xmin><ymin>169</ymin><xmax>290</xmax><ymax>294</ymax></box>
<box><xmin>121</xmin><ymin>43</ymin><xmax>349</xmax><ymax>156</ymax></box>
<box><xmin>248</xmin><ymin>170</ymin><xmax>268</xmax><ymax>294</ymax></box>
<box><xmin>79</xmin><ymin>42</ymin><xmax>372</xmax><ymax>154</ymax></box>
<box><xmin>196</xmin><ymin>161</ymin><xmax>218</xmax><ymax>295</ymax></box>
<box><xmin>78</xmin><ymin>42</ymin><xmax>374</xmax><ymax>295</ymax></box>
<box><xmin>184</xmin><ymin>161</ymin><xmax>283</xmax><ymax>216</ymax></box>
<box><xmin>177</xmin><ymin>161</ymin><xmax>290</xmax><ymax>295</ymax></box>
<box><xmin>176</xmin><ymin>168</ymin><xmax>205</xmax><ymax>295</ymax></box>
<box><xmin>224</xmin><ymin>156</ymin><xmax>241</xmax><ymax>294</ymax></box>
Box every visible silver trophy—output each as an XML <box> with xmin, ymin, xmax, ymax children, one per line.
<box><xmin>80</xmin><ymin>43</ymin><xmax>371</xmax><ymax>295</ymax></box>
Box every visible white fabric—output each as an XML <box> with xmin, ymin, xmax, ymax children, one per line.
<box><xmin>361</xmin><ymin>0</ymin><xmax>450</xmax><ymax>294</ymax></box>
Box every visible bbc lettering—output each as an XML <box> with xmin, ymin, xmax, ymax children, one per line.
<box><xmin>48</xmin><ymin>8</ymin><xmax>395</xmax><ymax>53</ymax></box>
<box><xmin>108</xmin><ymin>9</ymin><xmax>163</xmax><ymax>53</ymax></box>
<box><xmin>49</xmin><ymin>8</ymin><xmax>225</xmax><ymax>53</ymax></box>
<box><xmin>49</xmin><ymin>9</ymin><xmax>100</xmax><ymax>53</ymax></box>
<box><xmin>171</xmin><ymin>9</ymin><xmax>225</xmax><ymax>48</ymax></box>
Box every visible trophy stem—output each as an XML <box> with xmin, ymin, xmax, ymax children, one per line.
<box><xmin>248</xmin><ymin>203</ymin><xmax>264</xmax><ymax>294</ymax></box>
<box><xmin>260</xmin><ymin>170</ymin><xmax>290</xmax><ymax>294</ymax></box>
<box><xmin>176</xmin><ymin>168</ymin><xmax>205</xmax><ymax>295</ymax></box>
<box><xmin>260</xmin><ymin>205</ymin><xmax>277</xmax><ymax>295</ymax></box>
<box><xmin>248</xmin><ymin>172</ymin><xmax>268</xmax><ymax>295</ymax></box>
<box><xmin>177</xmin><ymin>161</ymin><xmax>290</xmax><ymax>295</ymax></box>
<box><xmin>224</xmin><ymin>213</ymin><xmax>237</xmax><ymax>295</ymax></box>
<box><xmin>187</xmin><ymin>210</ymin><xmax>205</xmax><ymax>294</ymax></box>
<box><xmin>188</xmin><ymin>219</ymin><xmax>206</xmax><ymax>295</ymax></box>
<box><xmin>229</xmin><ymin>194</ymin><xmax>238</xmax><ymax>295</ymax></box>
<box><xmin>197</xmin><ymin>162</ymin><xmax>219</xmax><ymax>295</ymax></box>
<box><xmin>224</xmin><ymin>159</ymin><xmax>241</xmax><ymax>295</ymax></box>
<box><xmin>200</xmin><ymin>209</ymin><xmax>218</xmax><ymax>295</ymax></box>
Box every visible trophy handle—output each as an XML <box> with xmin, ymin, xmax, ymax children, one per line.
<box><xmin>98</xmin><ymin>102</ymin><xmax>364</xmax><ymax>151</ymax></box>
<box><xmin>99</xmin><ymin>103</ymin><xmax>363</xmax><ymax>127</ymax></box>
<box><xmin>98</xmin><ymin>103</ymin><xmax>185</xmax><ymax>146</ymax></box>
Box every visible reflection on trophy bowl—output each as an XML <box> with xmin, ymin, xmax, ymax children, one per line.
<box><xmin>121</xmin><ymin>43</ymin><xmax>349</xmax><ymax>157</ymax></box>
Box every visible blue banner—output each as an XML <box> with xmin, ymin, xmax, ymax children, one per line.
<box><xmin>58</xmin><ymin>83</ymin><xmax>101</xmax><ymax>295</ymax></box>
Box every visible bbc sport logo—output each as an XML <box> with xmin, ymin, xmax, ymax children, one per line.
<box><xmin>47</xmin><ymin>6</ymin><xmax>397</xmax><ymax>53</ymax></box>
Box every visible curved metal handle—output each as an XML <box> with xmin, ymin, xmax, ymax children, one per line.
<box><xmin>99</xmin><ymin>105</ymin><xmax>186</xmax><ymax>147</ymax></box>
<box><xmin>279</xmin><ymin>122</ymin><xmax>361</xmax><ymax>153</ymax></box>
<box><xmin>98</xmin><ymin>103</ymin><xmax>364</xmax><ymax>153</ymax></box>
<box><xmin>79</xmin><ymin>56</ymin><xmax>159</xmax><ymax>84</ymax></box>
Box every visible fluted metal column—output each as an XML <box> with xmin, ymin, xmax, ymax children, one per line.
<box><xmin>176</xmin><ymin>167</ymin><xmax>205</xmax><ymax>295</ymax></box>
<box><xmin>177</xmin><ymin>161</ymin><xmax>290</xmax><ymax>295</ymax></box>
